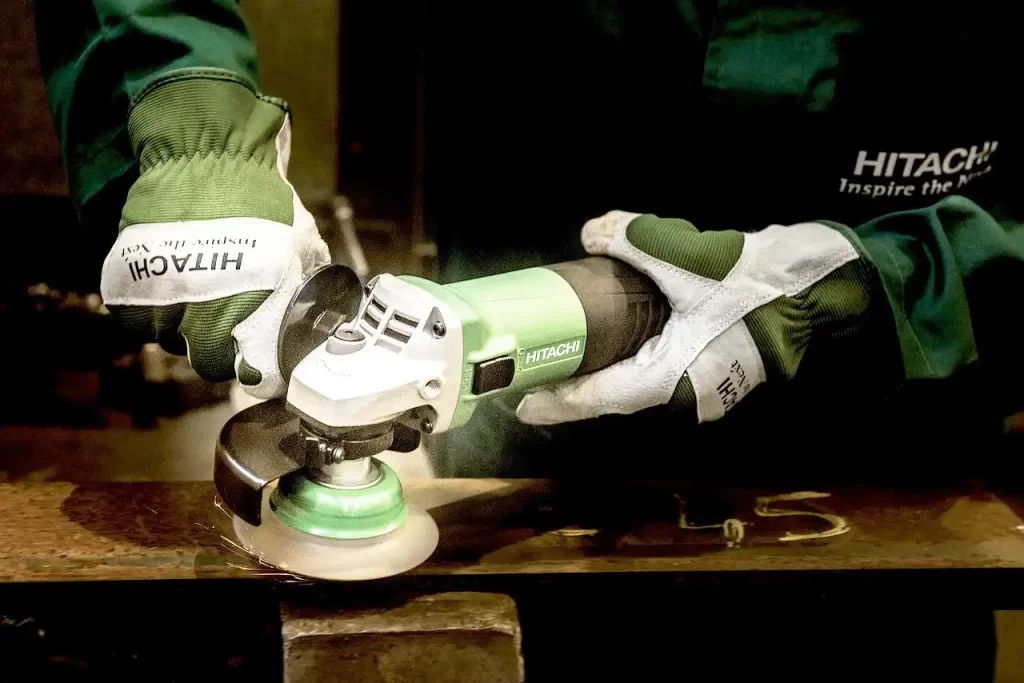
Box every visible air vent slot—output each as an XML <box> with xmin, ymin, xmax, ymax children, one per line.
<box><xmin>392</xmin><ymin>311</ymin><xmax>419</xmax><ymax>328</ymax></box>
<box><xmin>378</xmin><ymin>310</ymin><xmax>419</xmax><ymax>347</ymax></box>
<box><xmin>369</xmin><ymin>297</ymin><xmax>387</xmax><ymax>314</ymax></box>
<box><xmin>362</xmin><ymin>309</ymin><xmax>381</xmax><ymax>329</ymax></box>
<box><xmin>382</xmin><ymin>325</ymin><xmax>412</xmax><ymax>344</ymax></box>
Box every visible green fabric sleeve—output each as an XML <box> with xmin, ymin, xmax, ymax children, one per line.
<box><xmin>831</xmin><ymin>194</ymin><xmax>1024</xmax><ymax>416</ymax></box>
<box><xmin>32</xmin><ymin>0</ymin><xmax>261</xmax><ymax>238</ymax></box>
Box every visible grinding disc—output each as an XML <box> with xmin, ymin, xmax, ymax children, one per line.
<box><xmin>230</xmin><ymin>483</ymin><xmax>440</xmax><ymax>581</ymax></box>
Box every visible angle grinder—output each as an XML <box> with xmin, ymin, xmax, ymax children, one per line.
<box><xmin>215</xmin><ymin>257</ymin><xmax>669</xmax><ymax>580</ymax></box>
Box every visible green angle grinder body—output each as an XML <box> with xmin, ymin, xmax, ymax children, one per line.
<box><xmin>217</xmin><ymin>253</ymin><xmax>670</xmax><ymax>580</ymax></box>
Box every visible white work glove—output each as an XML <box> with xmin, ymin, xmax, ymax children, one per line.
<box><xmin>99</xmin><ymin>69</ymin><xmax>330</xmax><ymax>398</ymax></box>
<box><xmin>516</xmin><ymin>210</ymin><xmax>874</xmax><ymax>425</ymax></box>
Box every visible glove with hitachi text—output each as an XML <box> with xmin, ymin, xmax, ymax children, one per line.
<box><xmin>100</xmin><ymin>69</ymin><xmax>330</xmax><ymax>398</ymax></box>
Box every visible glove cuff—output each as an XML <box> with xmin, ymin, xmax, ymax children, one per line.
<box><xmin>745</xmin><ymin>236</ymin><xmax>876</xmax><ymax>383</ymax></box>
<box><xmin>120</xmin><ymin>68</ymin><xmax>294</xmax><ymax>229</ymax></box>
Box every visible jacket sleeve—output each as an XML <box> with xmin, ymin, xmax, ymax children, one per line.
<box><xmin>834</xmin><ymin>194</ymin><xmax>1024</xmax><ymax>418</ymax></box>
<box><xmin>33</xmin><ymin>0</ymin><xmax>260</xmax><ymax>237</ymax></box>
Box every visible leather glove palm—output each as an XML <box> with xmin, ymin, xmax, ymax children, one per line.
<box><xmin>517</xmin><ymin>211</ymin><xmax>876</xmax><ymax>424</ymax></box>
<box><xmin>100</xmin><ymin>69</ymin><xmax>329</xmax><ymax>398</ymax></box>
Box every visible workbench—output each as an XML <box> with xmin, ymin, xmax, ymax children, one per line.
<box><xmin>5</xmin><ymin>478</ymin><xmax>1024</xmax><ymax>582</ymax></box>
<box><xmin>0</xmin><ymin>479</ymin><xmax>1021</xmax><ymax>681</ymax></box>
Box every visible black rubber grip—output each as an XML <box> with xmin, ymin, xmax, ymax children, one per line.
<box><xmin>545</xmin><ymin>257</ymin><xmax>670</xmax><ymax>377</ymax></box>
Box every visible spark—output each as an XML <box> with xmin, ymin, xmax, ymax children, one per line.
<box><xmin>212</xmin><ymin>495</ymin><xmax>234</xmax><ymax>520</ymax></box>
<box><xmin>218</xmin><ymin>535</ymin><xmax>308</xmax><ymax>582</ymax></box>
<box><xmin>219</xmin><ymin>535</ymin><xmax>257</xmax><ymax>561</ymax></box>
<box><xmin>226</xmin><ymin>564</ymin><xmax>297</xmax><ymax>577</ymax></box>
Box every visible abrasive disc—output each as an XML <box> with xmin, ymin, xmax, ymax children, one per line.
<box><xmin>230</xmin><ymin>483</ymin><xmax>439</xmax><ymax>581</ymax></box>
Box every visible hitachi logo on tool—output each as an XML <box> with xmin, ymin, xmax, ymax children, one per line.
<box><xmin>127</xmin><ymin>253</ymin><xmax>244</xmax><ymax>282</ymax></box>
<box><xmin>522</xmin><ymin>337</ymin><xmax>584</xmax><ymax>369</ymax></box>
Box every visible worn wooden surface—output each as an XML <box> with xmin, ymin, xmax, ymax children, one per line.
<box><xmin>281</xmin><ymin>592</ymin><xmax>522</xmax><ymax>683</ymax></box>
<box><xmin>2</xmin><ymin>479</ymin><xmax>1024</xmax><ymax>584</ymax></box>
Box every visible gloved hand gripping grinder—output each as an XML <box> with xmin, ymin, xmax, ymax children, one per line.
<box><xmin>216</xmin><ymin>257</ymin><xmax>669</xmax><ymax>580</ymax></box>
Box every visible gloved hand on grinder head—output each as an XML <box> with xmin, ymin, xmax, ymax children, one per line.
<box><xmin>100</xmin><ymin>69</ymin><xmax>330</xmax><ymax>398</ymax></box>
<box><xmin>516</xmin><ymin>210</ymin><xmax>875</xmax><ymax>425</ymax></box>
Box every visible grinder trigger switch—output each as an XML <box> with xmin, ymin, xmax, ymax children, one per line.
<box><xmin>471</xmin><ymin>356</ymin><xmax>515</xmax><ymax>394</ymax></box>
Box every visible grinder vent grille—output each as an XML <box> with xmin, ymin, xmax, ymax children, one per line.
<box><xmin>360</xmin><ymin>294</ymin><xmax>421</xmax><ymax>354</ymax></box>
<box><xmin>378</xmin><ymin>311</ymin><xmax>419</xmax><ymax>352</ymax></box>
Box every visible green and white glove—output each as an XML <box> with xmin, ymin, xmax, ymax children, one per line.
<box><xmin>516</xmin><ymin>210</ymin><xmax>876</xmax><ymax>424</ymax></box>
<box><xmin>100</xmin><ymin>69</ymin><xmax>330</xmax><ymax>398</ymax></box>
